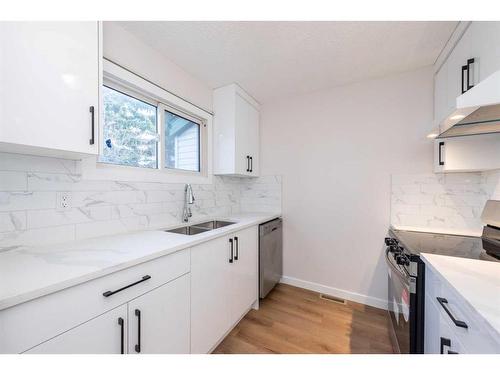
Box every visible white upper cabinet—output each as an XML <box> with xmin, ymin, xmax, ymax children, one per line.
<box><xmin>434</xmin><ymin>22</ymin><xmax>500</xmax><ymax>131</ymax></box>
<box><xmin>434</xmin><ymin>134</ymin><xmax>500</xmax><ymax>173</ymax></box>
<box><xmin>213</xmin><ymin>84</ymin><xmax>260</xmax><ymax>177</ymax></box>
<box><xmin>0</xmin><ymin>22</ymin><xmax>100</xmax><ymax>158</ymax></box>
<box><xmin>433</xmin><ymin>21</ymin><xmax>500</xmax><ymax>172</ymax></box>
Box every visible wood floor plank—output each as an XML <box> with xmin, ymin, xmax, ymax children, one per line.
<box><xmin>213</xmin><ymin>283</ymin><xmax>394</xmax><ymax>354</ymax></box>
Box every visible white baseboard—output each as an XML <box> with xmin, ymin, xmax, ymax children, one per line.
<box><xmin>280</xmin><ymin>276</ymin><xmax>388</xmax><ymax>310</ymax></box>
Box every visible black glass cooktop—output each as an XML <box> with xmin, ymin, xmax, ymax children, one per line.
<box><xmin>390</xmin><ymin>229</ymin><xmax>500</xmax><ymax>262</ymax></box>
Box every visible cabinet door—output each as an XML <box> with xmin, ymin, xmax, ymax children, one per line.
<box><xmin>468</xmin><ymin>22</ymin><xmax>500</xmax><ymax>85</ymax></box>
<box><xmin>127</xmin><ymin>274</ymin><xmax>190</xmax><ymax>354</ymax></box>
<box><xmin>25</xmin><ymin>304</ymin><xmax>127</xmax><ymax>354</ymax></box>
<box><xmin>235</xmin><ymin>93</ymin><xmax>260</xmax><ymax>176</ymax></box>
<box><xmin>0</xmin><ymin>22</ymin><xmax>99</xmax><ymax>156</ymax></box>
<box><xmin>446</xmin><ymin>28</ymin><xmax>472</xmax><ymax>116</ymax></box>
<box><xmin>425</xmin><ymin>294</ymin><xmax>466</xmax><ymax>354</ymax></box>
<box><xmin>434</xmin><ymin>134</ymin><xmax>500</xmax><ymax>172</ymax></box>
<box><xmin>230</xmin><ymin>226</ymin><xmax>259</xmax><ymax>324</ymax></box>
<box><xmin>190</xmin><ymin>236</ymin><xmax>233</xmax><ymax>353</ymax></box>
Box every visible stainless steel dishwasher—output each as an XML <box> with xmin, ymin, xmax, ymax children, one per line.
<box><xmin>259</xmin><ymin>218</ymin><xmax>283</xmax><ymax>298</ymax></box>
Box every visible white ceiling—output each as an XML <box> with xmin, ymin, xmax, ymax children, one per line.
<box><xmin>116</xmin><ymin>21</ymin><xmax>457</xmax><ymax>104</ymax></box>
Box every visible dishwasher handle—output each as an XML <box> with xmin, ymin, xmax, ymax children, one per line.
<box><xmin>260</xmin><ymin>218</ymin><xmax>282</xmax><ymax>236</ymax></box>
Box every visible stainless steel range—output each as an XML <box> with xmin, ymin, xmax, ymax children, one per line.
<box><xmin>385</xmin><ymin>200</ymin><xmax>500</xmax><ymax>354</ymax></box>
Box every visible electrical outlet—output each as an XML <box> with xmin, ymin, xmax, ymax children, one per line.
<box><xmin>56</xmin><ymin>192</ymin><xmax>72</xmax><ymax>211</ymax></box>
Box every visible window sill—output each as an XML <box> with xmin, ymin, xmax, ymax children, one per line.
<box><xmin>80</xmin><ymin>156</ymin><xmax>213</xmax><ymax>184</ymax></box>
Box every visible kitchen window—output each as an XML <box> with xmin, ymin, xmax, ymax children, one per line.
<box><xmin>85</xmin><ymin>59</ymin><xmax>212</xmax><ymax>184</ymax></box>
<box><xmin>100</xmin><ymin>85</ymin><xmax>158</xmax><ymax>169</ymax></box>
<box><xmin>163</xmin><ymin>107</ymin><xmax>202</xmax><ymax>173</ymax></box>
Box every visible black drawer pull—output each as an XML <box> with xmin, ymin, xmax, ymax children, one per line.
<box><xmin>229</xmin><ymin>238</ymin><xmax>234</xmax><ymax>263</ymax></box>
<box><xmin>103</xmin><ymin>275</ymin><xmax>151</xmax><ymax>297</ymax></box>
<box><xmin>440</xmin><ymin>337</ymin><xmax>451</xmax><ymax>354</ymax></box>
<box><xmin>438</xmin><ymin>142</ymin><xmax>445</xmax><ymax>166</ymax></box>
<box><xmin>118</xmin><ymin>317</ymin><xmax>124</xmax><ymax>354</ymax></box>
<box><xmin>135</xmin><ymin>309</ymin><xmax>141</xmax><ymax>353</ymax></box>
<box><xmin>234</xmin><ymin>236</ymin><xmax>239</xmax><ymax>261</ymax></box>
<box><xmin>467</xmin><ymin>58</ymin><xmax>475</xmax><ymax>91</ymax></box>
<box><xmin>461</xmin><ymin>65</ymin><xmax>467</xmax><ymax>94</ymax></box>
<box><xmin>249</xmin><ymin>156</ymin><xmax>253</xmax><ymax>172</ymax></box>
<box><xmin>89</xmin><ymin>106</ymin><xmax>95</xmax><ymax>145</ymax></box>
<box><xmin>246</xmin><ymin>156</ymin><xmax>250</xmax><ymax>172</ymax></box>
<box><xmin>437</xmin><ymin>297</ymin><xmax>468</xmax><ymax>328</ymax></box>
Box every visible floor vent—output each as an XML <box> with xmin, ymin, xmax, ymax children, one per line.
<box><xmin>319</xmin><ymin>294</ymin><xmax>346</xmax><ymax>304</ymax></box>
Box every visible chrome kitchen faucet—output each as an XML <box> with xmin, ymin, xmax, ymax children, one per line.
<box><xmin>182</xmin><ymin>184</ymin><xmax>195</xmax><ymax>222</ymax></box>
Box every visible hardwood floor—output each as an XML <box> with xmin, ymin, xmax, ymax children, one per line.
<box><xmin>213</xmin><ymin>283</ymin><xmax>394</xmax><ymax>354</ymax></box>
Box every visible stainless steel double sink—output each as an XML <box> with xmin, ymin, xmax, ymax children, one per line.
<box><xmin>165</xmin><ymin>220</ymin><xmax>236</xmax><ymax>235</ymax></box>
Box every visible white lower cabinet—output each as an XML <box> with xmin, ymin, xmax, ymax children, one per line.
<box><xmin>190</xmin><ymin>235</ymin><xmax>233</xmax><ymax>354</ymax></box>
<box><xmin>191</xmin><ymin>226</ymin><xmax>259</xmax><ymax>353</ymax></box>
<box><xmin>424</xmin><ymin>264</ymin><xmax>500</xmax><ymax>354</ymax></box>
<box><xmin>229</xmin><ymin>226</ymin><xmax>258</xmax><ymax>324</ymax></box>
<box><xmin>25</xmin><ymin>274</ymin><xmax>190</xmax><ymax>354</ymax></box>
<box><xmin>2</xmin><ymin>225</ymin><xmax>261</xmax><ymax>354</ymax></box>
<box><xmin>25</xmin><ymin>305</ymin><xmax>128</xmax><ymax>354</ymax></box>
<box><xmin>424</xmin><ymin>294</ymin><xmax>466</xmax><ymax>354</ymax></box>
<box><xmin>127</xmin><ymin>274</ymin><xmax>190</xmax><ymax>354</ymax></box>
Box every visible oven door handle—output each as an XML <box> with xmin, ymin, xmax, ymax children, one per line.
<box><xmin>385</xmin><ymin>247</ymin><xmax>412</xmax><ymax>287</ymax></box>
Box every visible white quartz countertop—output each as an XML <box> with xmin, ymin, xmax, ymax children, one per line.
<box><xmin>421</xmin><ymin>253</ymin><xmax>500</xmax><ymax>338</ymax></box>
<box><xmin>0</xmin><ymin>213</ymin><xmax>280</xmax><ymax>311</ymax></box>
<box><xmin>391</xmin><ymin>225</ymin><xmax>482</xmax><ymax>237</ymax></box>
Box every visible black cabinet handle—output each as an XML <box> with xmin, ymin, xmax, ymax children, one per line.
<box><xmin>229</xmin><ymin>238</ymin><xmax>234</xmax><ymax>263</ymax></box>
<box><xmin>246</xmin><ymin>156</ymin><xmax>250</xmax><ymax>172</ymax></box>
<box><xmin>438</xmin><ymin>142</ymin><xmax>445</xmax><ymax>166</ymax></box>
<box><xmin>89</xmin><ymin>106</ymin><xmax>95</xmax><ymax>145</ymax></box>
<box><xmin>461</xmin><ymin>65</ymin><xmax>467</xmax><ymax>94</ymax></box>
<box><xmin>250</xmin><ymin>156</ymin><xmax>253</xmax><ymax>173</ymax></box>
<box><xmin>440</xmin><ymin>337</ymin><xmax>451</xmax><ymax>354</ymax></box>
<box><xmin>135</xmin><ymin>309</ymin><xmax>141</xmax><ymax>353</ymax></box>
<box><xmin>103</xmin><ymin>275</ymin><xmax>151</xmax><ymax>297</ymax></box>
<box><xmin>118</xmin><ymin>317</ymin><xmax>124</xmax><ymax>354</ymax></box>
<box><xmin>437</xmin><ymin>297</ymin><xmax>468</xmax><ymax>328</ymax></box>
<box><xmin>448</xmin><ymin>350</ymin><xmax>459</xmax><ymax>354</ymax></box>
<box><xmin>467</xmin><ymin>58</ymin><xmax>475</xmax><ymax>91</ymax></box>
<box><xmin>234</xmin><ymin>236</ymin><xmax>239</xmax><ymax>261</ymax></box>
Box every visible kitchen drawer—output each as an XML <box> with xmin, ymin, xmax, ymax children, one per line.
<box><xmin>425</xmin><ymin>293</ymin><xmax>467</xmax><ymax>354</ymax></box>
<box><xmin>425</xmin><ymin>264</ymin><xmax>500</xmax><ymax>353</ymax></box>
<box><xmin>0</xmin><ymin>249</ymin><xmax>190</xmax><ymax>353</ymax></box>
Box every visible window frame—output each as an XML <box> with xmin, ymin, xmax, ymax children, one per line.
<box><xmin>159</xmin><ymin>103</ymin><xmax>207</xmax><ymax>177</ymax></box>
<box><xmin>82</xmin><ymin>59</ymin><xmax>213</xmax><ymax>184</ymax></box>
<box><xmin>100</xmin><ymin>82</ymin><xmax>160</xmax><ymax>169</ymax></box>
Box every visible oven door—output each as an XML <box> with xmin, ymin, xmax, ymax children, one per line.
<box><xmin>386</xmin><ymin>249</ymin><xmax>416</xmax><ymax>354</ymax></box>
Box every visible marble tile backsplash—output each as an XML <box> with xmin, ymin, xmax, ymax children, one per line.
<box><xmin>0</xmin><ymin>153</ymin><xmax>282</xmax><ymax>250</ymax></box>
<box><xmin>391</xmin><ymin>170</ymin><xmax>500</xmax><ymax>235</ymax></box>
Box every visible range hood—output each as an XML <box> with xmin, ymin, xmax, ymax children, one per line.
<box><xmin>438</xmin><ymin>70</ymin><xmax>500</xmax><ymax>138</ymax></box>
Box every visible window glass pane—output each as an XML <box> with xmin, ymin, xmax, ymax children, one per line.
<box><xmin>101</xmin><ymin>86</ymin><xmax>158</xmax><ymax>168</ymax></box>
<box><xmin>164</xmin><ymin>111</ymin><xmax>201</xmax><ymax>172</ymax></box>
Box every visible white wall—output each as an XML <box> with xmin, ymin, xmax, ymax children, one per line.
<box><xmin>103</xmin><ymin>22</ymin><xmax>212</xmax><ymax>112</ymax></box>
<box><xmin>260</xmin><ymin>66</ymin><xmax>434</xmax><ymax>307</ymax></box>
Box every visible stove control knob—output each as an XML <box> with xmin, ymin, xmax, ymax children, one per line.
<box><xmin>384</xmin><ymin>237</ymin><xmax>398</xmax><ymax>246</ymax></box>
<box><xmin>402</xmin><ymin>256</ymin><xmax>410</xmax><ymax>266</ymax></box>
<box><xmin>396</xmin><ymin>255</ymin><xmax>410</xmax><ymax>266</ymax></box>
<box><xmin>389</xmin><ymin>245</ymin><xmax>398</xmax><ymax>253</ymax></box>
